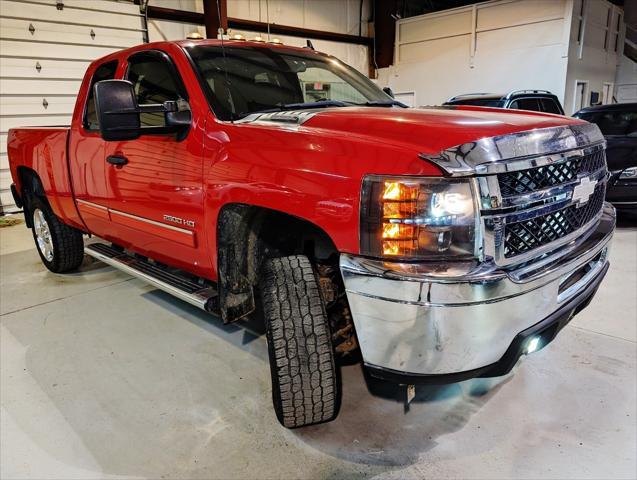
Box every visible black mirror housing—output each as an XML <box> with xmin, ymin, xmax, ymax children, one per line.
<box><xmin>94</xmin><ymin>80</ymin><xmax>141</xmax><ymax>141</ymax></box>
<box><xmin>94</xmin><ymin>80</ymin><xmax>192</xmax><ymax>142</ymax></box>
<box><xmin>382</xmin><ymin>86</ymin><xmax>394</xmax><ymax>98</ymax></box>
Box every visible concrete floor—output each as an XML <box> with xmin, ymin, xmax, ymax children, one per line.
<box><xmin>1</xmin><ymin>216</ymin><xmax>636</xmax><ymax>480</ymax></box>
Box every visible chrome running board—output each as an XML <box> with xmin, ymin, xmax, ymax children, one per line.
<box><xmin>85</xmin><ymin>242</ymin><xmax>218</xmax><ymax>312</ymax></box>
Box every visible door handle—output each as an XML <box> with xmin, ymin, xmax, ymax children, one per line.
<box><xmin>107</xmin><ymin>155</ymin><xmax>128</xmax><ymax>166</ymax></box>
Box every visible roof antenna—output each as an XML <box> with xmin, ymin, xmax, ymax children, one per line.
<box><xmin>306</xmin><ymin>39</ymin><xmax>315</xmax><ymax>50</ymax></box>
<box><xmin>216</xmin><ymin>0</ymin><xmax>236</xmax><ymax>122</ymax></box>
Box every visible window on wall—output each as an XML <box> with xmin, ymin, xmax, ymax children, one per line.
<box><xmin>575</xmin><ymin>81</ymin><xmax>588</xmax><ymax>112</ymax></box>
<box><xmin>604</xmin><ymin>7</ymin><xmax>611</xmax><ymax>51</ymax></box>
<box><xmin>614</xmin><ymin>13</ymin><xmax>622</xmax><ymax>52</ymax></box>
<box><xmin>577</xmin><ymin>0</ymin><xmax>586</xmax><ymax>44</ymax></box>
<box><xmin>602</xmin><ymin>83</ymin><xmax>613</xmax><ymax>104</ymax></box>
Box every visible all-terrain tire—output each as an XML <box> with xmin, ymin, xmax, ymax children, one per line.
<box><xmin>29</xmin><ymin>196</ymin><xmax>84</xmax><ymax>273</ymax></box>
<box><xmin>260</xmin><ymin>255</ymin><xmax>339</xmax><ymax>428</ymax></box>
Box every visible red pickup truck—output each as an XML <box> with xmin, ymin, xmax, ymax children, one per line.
<box><xmin>8</xmin><ymin>39</ymin><xmax>615</xmax><ymax>428</ymax></box>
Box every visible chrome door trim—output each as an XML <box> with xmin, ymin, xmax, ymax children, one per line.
<box><xmin>76</xmin><ymin>199</ymin><xmax>108</xmax><ymax>210</ymax></box>
<box><xmin>76</xmin><ymin>199</ymin><xmax>194</xmax><ymax>235</ymax></box>
<box><xmin>110</xmin><ymin>209</ymin><xmax>194</xmax><ymax>235</ymax></box>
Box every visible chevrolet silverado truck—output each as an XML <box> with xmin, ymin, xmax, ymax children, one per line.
<box><xmin>8</xmin><ymin>40</ymin><xmax>615</xmax><ymax>428</ymax></box>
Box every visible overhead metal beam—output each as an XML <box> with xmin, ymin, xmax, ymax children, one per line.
<box><xmin>372</xmin><ymin>0</ymin><xmax>397</xmax><ymax>69</ymax></box>
<box><xmin>203</xmin><ymin>0</ymin><xmax>227</xmax><ymax>39</ymax></box>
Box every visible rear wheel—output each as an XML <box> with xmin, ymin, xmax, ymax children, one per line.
<box><xmin>260</xmin><ymin>255</ymin><xmax>339</xmax><ymax>428</ymax></box>
<box><xmin>30</xmin><ymin>196</ymin><xmax>84</xmax><ymax>273</ymax></box>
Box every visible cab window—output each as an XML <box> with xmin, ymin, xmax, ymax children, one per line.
<box><xmin>84</xmin><ymin>60</ymin><xmax>118</xmax><ymax>130</ymax></box>
<box><xmin>126</xmin><ymin>52</ymin><xmax>186</xmax><ymax>127</ymax></box>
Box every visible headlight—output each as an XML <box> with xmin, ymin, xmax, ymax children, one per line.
<box><xmin>619</xmin><ymin>166</ymin><xmax>637</xmax><ymax>180</ymax></box>
<box><xmin>360</xmin><ymin>175</ymin><xmax>477</xmax><ymax>260</ymax></box>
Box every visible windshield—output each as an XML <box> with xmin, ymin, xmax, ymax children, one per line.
<box><xmin>445</xmin><ymin>98</ymin><xmax>506</xmax><ymax>108</ymax></box>
<box><xmin>186</xmin><ymin>45</ymin><xmax>392</xmax><ymax>120</ymax></box>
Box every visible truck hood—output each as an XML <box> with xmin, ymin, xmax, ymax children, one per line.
<box><xmin>245</xmin><ymin>106</ymin><xmax>585</xmax><ymax>155</ymax></box>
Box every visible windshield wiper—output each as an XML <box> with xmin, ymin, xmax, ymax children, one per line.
<box><xmin>357</xmin><ymin>100</ymin><xmax>408</xmax><ymax>108</ymax></box>
<box><xmin>254</xmin><ymin>100</ymin><xmax>352</xmax><ymax>115</ymax></box>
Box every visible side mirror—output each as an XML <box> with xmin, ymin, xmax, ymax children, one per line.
<box><xmin>383</xmin><ymin>86</ymin><xmax>394</xmax><ymax>98</ymax></box>
<box><xmin>94</xmin><ymin>80</ymin><xmax>191</xmax><ymax>141</ymax></box>
<box><xmin>166</xmin><ymin>99</ymin><xmax>192</xmax><ymax>129</ymax></box>
<box><xmin>94</xmin><ymin>80</ymin><xmax>141</xmax><ymax>141</ymax></box>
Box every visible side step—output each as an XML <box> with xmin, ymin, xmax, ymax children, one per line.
<box><xmin>85</xmin><ymin>242</ymin><xmax>218</xmax><ymax>312</ymax></box>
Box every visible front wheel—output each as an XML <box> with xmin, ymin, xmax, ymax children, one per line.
<box><xmin>30</xmin><ymin>196</ymin><xmax>84</xmax><ymax>273</ymax></box>
<box><xmin>260</xmin><ymin>255</ymin><xmax>339</xmax><ymax>428</ymax></box>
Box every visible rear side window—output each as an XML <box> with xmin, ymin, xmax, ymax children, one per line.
<box><xmin>540</xmin><ymin>98</ymin><xmax>562</xmax><ymax>114</ymax></box>
<box><xmin>84</xmin><ymin>61</ymin><xmax>118</xmax><ymax>130</ymax></box>
<box><xmin>509</xmin><ymin>98</ymin><xmax>541</xmax><ymax>111</ymax></box>
<box><xmin>126</xmin><ymin>52</ymin><xmax>185</xmax><ymax>127</ymax></box>
<box><xmin>594</xmin><ymin>111</ymin><xmax>637</xmax><ymax>136</ymax></box>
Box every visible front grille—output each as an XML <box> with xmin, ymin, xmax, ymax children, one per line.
<box><xmin>498</xmin><ymin>149</ymin><xmax>606</xmax><ymax>197</ymax></box>
<box><xmin>503</xmin><ymin>183</ymin><xmax>605</xmax><ymax>258</ymax></box>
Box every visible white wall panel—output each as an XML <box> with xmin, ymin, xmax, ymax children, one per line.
<box><xmin>0</xmin><ymin>18</ymin><xmax>142</xmax><ymax>48</ymax></box>
<box><xmin>1</xmin><ymin>0</ymin><xmax>144</xmax><ymax>30</ymax></box>
<box><xmin>399</xmin><ymin>11</ymin><xmax>471</xmax><ymax>44</ymax></box>
<box><xmin>0</xmin><ymin>115</ymin><xmax>72</xmax><ymax>133</ymax></box>
<box><xmin>615</xmin><ymin>53</ymin><xmax>637</xmax><ymax>103</ymax></box>
<box><xmin>1</xmin><ymin>192</ymin><xmax>16</xmax><ymax>208</ymax></box>
<box><xmin>477</xmin><ymin>19</ymin><xmax>565</xmax><ymax>50</ymax></box>
<box><xmin>25</xmin><ymin>0</ymin><xmax>143</xmax><ymax>15</ymax></box>
<box><xmin>0</xmin><ymin>0</ymin><xmax>145</xmax><ymax>213</ymax></box>
<box><xmin>1</xmin><ymin>96</ymin><xmax>76</xmax><ymax>116</ymax></box>
<box><xmin>564</xmin><ymin>0</ymin><xmax>623</xmax><ymax>113</ymax></box>
<box><xmin>383</xmin><ymin>0</ymin><xmax>571</xmax><ymax>110</ymax></box>
<box><xmin>0</xmin><ymin>40</ymin><xmax>120</xmax><ymax>61</ymax></box>
<box><xmin>1</xmin><ymin>79</ymin><xmax>82</xmax><ymax>95</ymax></box>
<box><xmin>477</xmin><ymin>0</ymin><xmax>564</xmax><ymax>30</ymax></box>
<box><xmin>398</xmin><ymin>34</ymin><xmax>470</xmax><ymax>64</ymax></box>
<box><xmin>0</xmin><ymin>57</ymin><xmax>89</xmax><ymax>79</ymax></box>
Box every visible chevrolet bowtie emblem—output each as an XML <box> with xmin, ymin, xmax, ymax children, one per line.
<box><xmin>572</xmin><ymin>176</ymin><xmax>597</xmax><ymax>206</ymax></box>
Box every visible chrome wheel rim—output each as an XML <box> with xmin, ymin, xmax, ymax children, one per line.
<box><xmin>33</xmin><ymin>209</ymin><xmax>54</xmax><ymax>262</ymax></box>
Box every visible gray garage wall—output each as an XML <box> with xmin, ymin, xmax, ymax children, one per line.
<box><xmin>0</xmin><ymin>0</ymin><xmax>145</xmax><ymax>213</ymax></box>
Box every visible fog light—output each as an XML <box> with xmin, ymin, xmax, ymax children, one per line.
<box><xmin>525</xmin><ymin>337</ymin><xmax>541</xmax><ymax>354</ymax></box>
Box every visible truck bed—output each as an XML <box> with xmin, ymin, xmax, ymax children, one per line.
<box><xmin>7</xmin><ymin>126</ymin><xmax>82</xmax><ymax>229</ymax></box>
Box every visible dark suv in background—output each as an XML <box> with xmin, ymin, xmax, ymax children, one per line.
<box><xmin>444</xmin><ymin>90</ymin><xmax>565</xmax><ymax>115</ymax></box>
<box><xmin>575</xmin><ymin>103</ymin><xmax>637</xmax><ymax>214</ymax></box>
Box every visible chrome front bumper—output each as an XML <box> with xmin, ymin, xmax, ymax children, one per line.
<box><xmin>340</xmin><ymin>204</ymin><xmax>615</xmax><ymax>379</ymax></box>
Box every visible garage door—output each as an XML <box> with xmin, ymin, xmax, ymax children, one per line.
<box><xmin>0</xmin><ymin>0</ymin><xmax>145</xmax><ymax>213</ymax></box>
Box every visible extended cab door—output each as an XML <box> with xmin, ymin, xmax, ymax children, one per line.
<box><xmin>102</xmin><ymin>49</ymin><xmax>209</xmax><ymax>275</ymax></box>
<box><xmin>69</xmin><ymin>59</ymin><xmax>119</xmax><ymax>235</ymax></box>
